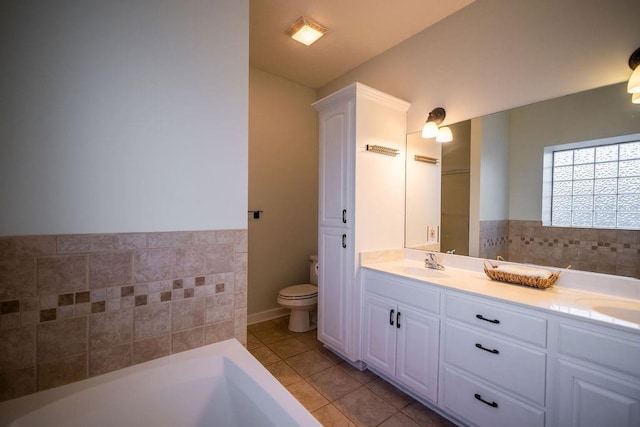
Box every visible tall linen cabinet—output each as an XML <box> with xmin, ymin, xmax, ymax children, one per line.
<box><xmin>312</xmin><ymin>83</ymin><xmax>410</xmax><ymax>362</ymax></box>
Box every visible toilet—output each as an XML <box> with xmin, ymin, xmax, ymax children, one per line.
<box><xmin>277</xmin><ymin>256</ymin><xmax>318</xmax><ymax>332</ymax></box>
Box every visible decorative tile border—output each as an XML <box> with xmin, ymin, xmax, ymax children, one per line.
<box><xmin>479</xmin><ymin>220</ymin><xmax>639</xmax><ymax>277</ymax></box>
<box><xmin>0</xmin><ymin>229</ymin><xmax>247</xmax><ymax>402</ymax></box>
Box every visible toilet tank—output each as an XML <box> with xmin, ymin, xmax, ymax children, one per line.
<box><xmin>309</xmin><ymin>255</ymin><xmax>318</xmax><ymax>285</ymax></box>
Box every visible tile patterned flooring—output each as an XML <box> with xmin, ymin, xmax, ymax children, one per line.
<box><xmin>248</xmin><ymin>318</ymin><xmax>455</xmax><ymax>427</ymax></box>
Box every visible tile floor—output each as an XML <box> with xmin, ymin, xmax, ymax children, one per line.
<box><xmin>247</xmin><ymin>317</ymin><xmax>455</xmax><ymax>427</ymax></box>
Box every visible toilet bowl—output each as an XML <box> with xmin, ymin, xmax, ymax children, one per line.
<box><xmin>277</xmin><ymin>256</ymin><xmax>318</xmax><ymax>332</ymax></box>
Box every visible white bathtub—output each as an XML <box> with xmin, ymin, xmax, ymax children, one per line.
<box><xmin>0</xmin><ymin>339</ymin><xmax>321</xmax><ymax>427</ymax></box>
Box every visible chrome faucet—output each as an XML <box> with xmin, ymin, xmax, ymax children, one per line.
<box><xmin>425</xmin><ymin>252</ymin><xmax>445</xmax><ymax>270</ymax></box>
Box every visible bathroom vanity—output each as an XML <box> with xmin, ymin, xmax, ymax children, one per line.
<box><xmin>361</xmin><ymin>252</ymin><xmax>640</xmax><ymax>427</ymax></box>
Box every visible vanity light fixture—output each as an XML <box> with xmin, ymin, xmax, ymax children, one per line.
<box><xmin>421</xmin><ymin>107</ymin><xmax>446</xmax><ymax>138</ymax></box>
<box><xmin>627</xmin><ymin>46</ymin><xmax>640</xmax><ymax>96</ymax></box>
<box><xmin>633</xmin><ymin>93</ymin><xmax>640</xmax><ymax>104</ymax></box>
<box><xmin>436</xmin><ymin>126</ymin><xmax>453</xmax><ymax>143</ymax></box>
<box><xmin>286</xmin><ymin>16</ymin><xmax>327</xmax><ymax>46</ymax></box>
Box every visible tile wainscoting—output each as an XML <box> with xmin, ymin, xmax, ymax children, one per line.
<box><xmin>0</xmin><ymin>229</ymin><xmax>247</xmax><ymax>402</ymax></box>
<box><xmin>479</xmin><ymin>220</ymin><xmax>639</xmax><ymax>278</ymax></box>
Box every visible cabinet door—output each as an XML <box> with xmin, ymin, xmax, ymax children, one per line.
<box><xmin>396</xmin><ymin>305</ymin><xmax>440</xmax><ymax>403</ymax></box>
<box><xmin>556</xmin><ymin>358</ymin><xmax>640</xmax><ymax>427</ymax></box>
<box><xmin>318</xmin><ymin>228</ymin><xmax>349</xmax><ymax>352</ymax></box>
<box><xmin>362</xmin><ymin>293</ymin><xmax>396</xmax><ymax>378</ymax></box>
<box><xmin>318</xmin><ymin>101</ymin><xmax>353</xmax><ymax>228</ymax></box>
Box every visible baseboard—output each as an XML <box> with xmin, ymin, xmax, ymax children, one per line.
<box><xmin>247</xmin><ymin>307</ymin><xmax>289</xmax><ymax>325</ymax></box>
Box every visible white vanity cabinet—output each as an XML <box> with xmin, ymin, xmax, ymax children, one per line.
<box><xmin>548</xmin><ymin>317</ymin><xmax>640</xmax><ymax>427</ymax></box>
<box><xmin>313</xmin><ymin>84</ymin><xmax>410</xmax><ymax>362</ymax></box>
<box><xmin>362</xmin><ymin>270</ymin><xmax>440</xmax><ymax>403</ymax></box>
<box><xmin>441</xmin><ymin>293</ymin><xmax>547</xmax><ymax>427</ymax></box>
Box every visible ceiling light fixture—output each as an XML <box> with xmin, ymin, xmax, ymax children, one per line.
<box><xmin>286</xmin><ymin>16</ymin><xmax>327</xmax><ymax>46</ymax></box>
<box><xmin>627</xmin><ymin>47</ymin><xmax>640</xmax><ymax>97</ymax></box>
<box><xmin>421</xmin><ymin>107</ymin><xmax>446</xmax><ymax>138</ymax></box>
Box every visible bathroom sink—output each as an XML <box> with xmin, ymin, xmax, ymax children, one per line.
<box><xmin>389</xmin><ymin>265</ymin><xmax>449</xmax><ymax>279</ymax></box>
<box><xmin>575</xmin><ymin>298</ymin><xmax>640</xmax><ymax>324</ymax></box>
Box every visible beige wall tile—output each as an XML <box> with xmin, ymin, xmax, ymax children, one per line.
<box><xmin>173</xmin><ymin>247</ymin><xmax>205</xmax><ymax>277</ymax></box>
<box><xmin>0</xmin><ymin>326</ymin><xmax>35</xmax><ymax>372</ymax></box>
<box><xmin>133</xmin><ymin>334</ymin><xmax>171</xmax><ymax>364</ymax></box>
<box><xmin>0</xmin><ymin>236</ymin><xmax>56</xmax><ymax>257</ymax></box>
<box><xmin>88</xmin><ymin>252</ymin><xmax>132</xmax><ymax>288</ymax></box>
<box><xmin>205</xmin><ymin>293</ymin><xmax>234</xmax><ymax>324</ymax></box>
<box><xmin>0</xmin><ymin>367</ymin><xmax>35</xmax><ymax>401</ymax></box>
<box><xmin>114</xmin><ymin>233</ymin><xmax>147</xmax><ymax>250</ymax></box>
<box><xmin>172</xmin><ymin>326</ymin><xmax>204</xmax><ymax>353</ymax></box>
<box><xmin>37</xmin><ymin>317</ymin><xmax>87</xmax><ymax>363</ymax></box>
<box><xmin>133</xmin><ymin>302</ymin><xmax>170</xmax><ymax>340</ymax></box>
<box><xmin>89</xmin><ymin>308</ymin><xmax>133</xmax><ymax>351</ymax></box>
<box><xmin>204</xmin><ymin>244</ymin><xmax>234</xmax><ymax>274</ymax></box>
<box><xmin>204</xmin><ymin>320</ymin><xmax>234</xmax><ymax>344</ymax></box>
<box><xmin>57</xmin><ymin>235</ymin><xmax>115</xmax><ymax>254</ymax></box>
<box><xmin>89</xmin><ymin>343</ymin><xmax>132</xmax><ymax>377</ymax></box>
<box><xmin>37</xmin><ymin>255</ymin><xmax>87</xmax><ymax>294</ymax></box>
<box><xmin>0</xmin><ymin>257</ymin><xmax>36</xmax><ymax>299</ymax></box>
<box><xmin>171</xmin><ymin>297</ymin><xmax>205</xmax><ymax>331</ymax></box>
<box><xmin>148</xmin><ymin>232</ymin><xmax>194</xmax><ymax>248</ymax></box>
<box><xmin>38</xmin><ymin>353</ymin><xmax>87</xmax><ymax>391</ymax></box>
<box><xmin>133</xmin><ymin>249</ymin><xmax>172</xmax><ymax>282</ymax></box>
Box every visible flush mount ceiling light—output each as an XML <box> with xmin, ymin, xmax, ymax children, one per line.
<box><xmin>627</xmin><ymin>47</ymin><xmax>640</xmax><ymax>97</ymax></box>
<box><xmin>421</xmin><ymin>107</ymin><xmax>446</xmax><ymax>138</ymax></box>
<box><xmin>286</xmin><ymin>16</ymin><xmax>327</xmax><ymax>46</ymax></box>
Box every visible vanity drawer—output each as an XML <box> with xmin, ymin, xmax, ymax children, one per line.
<box><xmin>442</xmin><ymin>367</ymin><xmax>545</xmax><ymax>427</ymax></box>
<box><xmin>557</xmin><ymin>323</ymin><xmax>640</xmax><ymax>379</ymax></box>
<box><xmin>444</xmin><ymin>322</ymin><xmax>546</xmax><ymax>405</ymax></box>
<box><xmin>446</xmin><ymin>294</ymin><xmax>547</xmax><ymax>347</ymax></box>
<box><xmin>364</xmin><ymin>270</ymin><xmax>440</xmax><ymax>314</ymax></box>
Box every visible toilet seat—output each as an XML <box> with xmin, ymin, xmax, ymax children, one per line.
<box><xmin>278</xmin><ymin>284</ymin><xmax>318</xmax><ymax>300</ymax></box>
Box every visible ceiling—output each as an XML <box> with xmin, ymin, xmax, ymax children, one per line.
<box><xmin>249</xmin><ymin>0</ymin><xmax>475</xmax><ymax>89</ymax></box>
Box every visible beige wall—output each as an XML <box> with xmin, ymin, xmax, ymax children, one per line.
<box><xmin>248</xmin><ymin>68</ymin><xmax>319</xmax><ymax>316</ymax></box>
<box><xmin>319</xmin><ymin>0</ymin><xmax>640</xmax><ymax>134</ymax></box>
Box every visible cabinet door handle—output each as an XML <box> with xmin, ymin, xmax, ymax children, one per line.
<box><xmin>389</xmin><ymin>309</ymin><xmax>395</xmax><ymax>326</ymax></box>
<box><xmin>476</xmin><ymin>314</ymin><xmax>500</xmax><ymax>324</ymax></box>
<box><xmin>396</xmin><ymin>311</ymin><xmax>401</xmax><ymax>329</ymax></box>
<box><xmin>474</xmin><ymin>393</ymin><xmax>498</xmax><ymax>408</ymax></box>
<box><xmin>342</xmin><ymin>209</ymin><xmax>347</xmax><ymax>224</ymax></box>
<box><xmin>342</xmin><ymin>234</ymin><xmax>347</xmax><ymax>248</ymax></box>
<box><xmin>475</xmin><ymin>343</ymin><xmax>499</xmax><ymax>354</ymax></box>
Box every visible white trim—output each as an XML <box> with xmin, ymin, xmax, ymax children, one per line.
<box><xmin>247</xmin><ymin>307</ymin><xmax>289</xmax><ymax>325</ymax></box>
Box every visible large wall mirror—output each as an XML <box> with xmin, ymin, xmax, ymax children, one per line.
<box><xmin>405</xmin><ymin>82</ymin><xmax>640</xmax><ymax>278</ymax></box>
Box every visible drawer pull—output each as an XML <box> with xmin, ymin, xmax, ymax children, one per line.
<box><xmin>342</xmin><ymin>209</ymin><xmax>347</xmax><ymax>224</ymax></box>
<box><xmin>474</xmin><ymin>393</ymin><xmax>498</xmax><ymax>408</ymax></box>
<box><xmin>389</xmin><ymin>309</ymin><xmax>395</xmax><ymax>326</ymax></box>
<box><xmin>342</xmin><ymin>234</ymin><xmax>347</xmax><ymax>248</ymax></box>
<box><xmin>475</xmin><ymin>343</ymin><xmax>499</xmax><ymax>354</ymax></box>
<box><xmin>476</xmin><ymin>314</ymin><xmax>500</xmax><ymax>324</ymax></box>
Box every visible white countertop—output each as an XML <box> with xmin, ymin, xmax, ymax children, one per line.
<box><xmin>361</xmin><ymin>251</ymin><xmax>640</xmax><ymax>332</ymax></box>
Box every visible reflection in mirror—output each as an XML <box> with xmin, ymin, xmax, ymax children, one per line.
<box><xmin>405</xmin><ymin>82</ymin><xmax>640</xmax><ymax>278</ymax></box>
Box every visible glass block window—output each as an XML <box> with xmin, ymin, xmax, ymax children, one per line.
<box><xmin>550</xmin><ymin>140</ymin><xmax>640</xmax><ymax>229</ymax></box>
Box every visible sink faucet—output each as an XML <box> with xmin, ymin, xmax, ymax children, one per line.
<box><xmin>425</xmin><ymin>252</ymin><xmax>445</xmax><ymax>270</ymax></box>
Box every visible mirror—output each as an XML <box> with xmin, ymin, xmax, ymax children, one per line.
<box><xmin>405</xmin><ymin>82</ymin><xmax>640</xmax><ymax>278</ymax></box>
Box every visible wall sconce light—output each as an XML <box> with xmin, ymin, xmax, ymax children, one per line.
<box><xmin>422</xmin><ymin>107</ymin><xmax>453</xmax><ymax>142</ymax></box>
<box><xmin>627</xmin><ymin>47</ymin><xmax>640</xmax><ymax>100</ymax></box>
<box><xmin>286</xmin><ymin>16</ymin><xmax>327</xmax><ymax>46</ymax></box>
<box><xmin>436</xmin><ymin>126</ymin><xmax>453</xmax><ymax>143</ymax></box>
<box><xmin>421</xmin><ymin>107</ymin><xmax>446</xmax><ymax>138</ymax></box>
